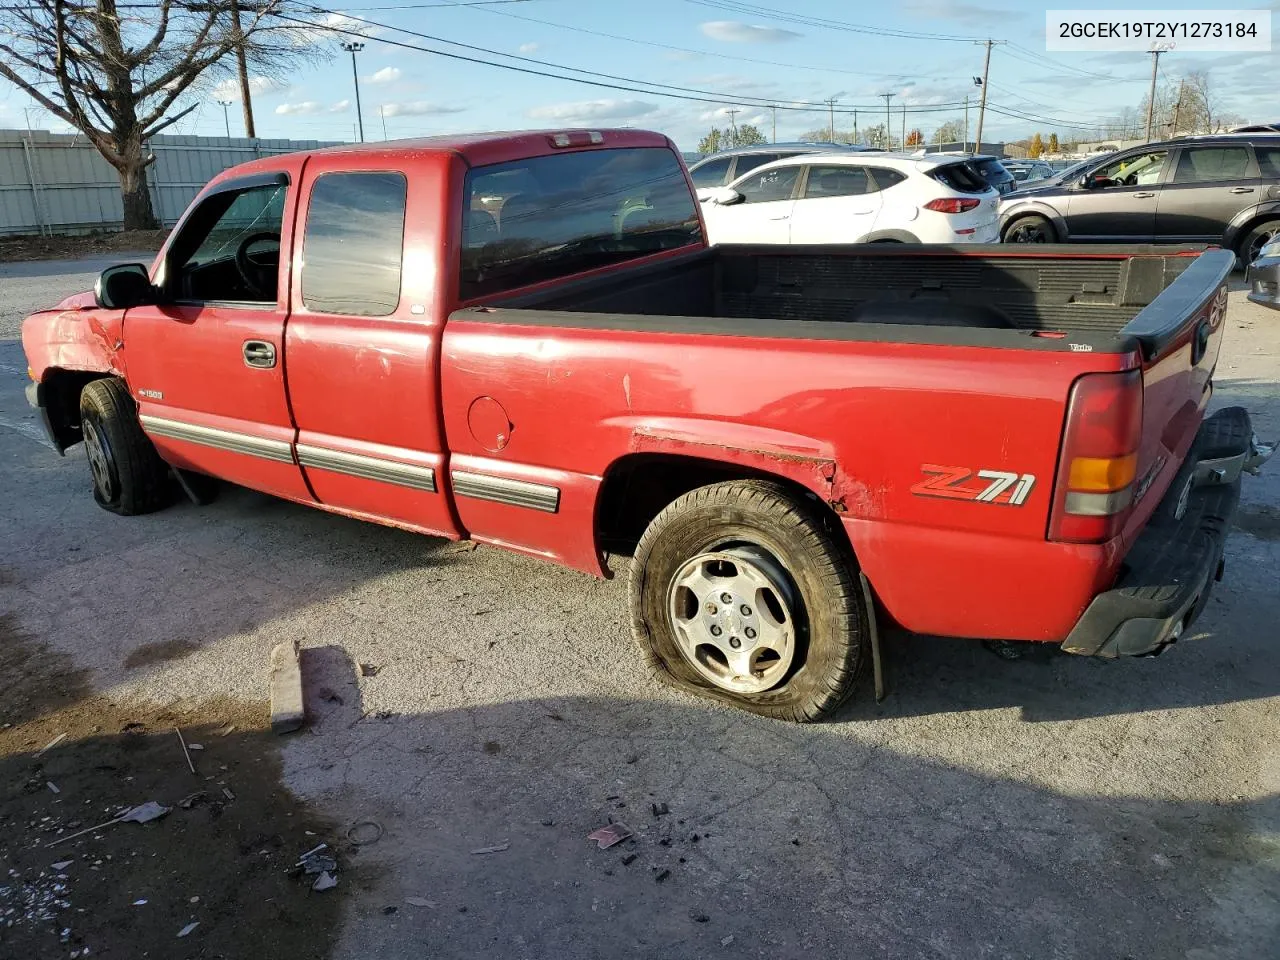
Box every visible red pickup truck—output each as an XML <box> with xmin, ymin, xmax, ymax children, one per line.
<box><xmin>22</xmin><ymin>129</ymin><xmax>1273</xmax><ymax>721</ymax></box>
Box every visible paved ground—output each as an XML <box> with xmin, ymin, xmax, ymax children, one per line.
<box><xmin>1</xmin><ymin>256</ymin><xmax>1278</xmax><ymax>960</ymax></box>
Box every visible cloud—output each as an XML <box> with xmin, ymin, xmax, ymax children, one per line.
<box><xmin>903</xmin><ymin>0</ymin><xmax>1021</xmax><ymax>27</ymax></box>
<box><xmin>329</xmin><ymin>99</ymin><xmax>350</xmax><ymax>113</ymax></box>
<box><xmin>212</xmin><ymin>76</ymin><xmax>285</xmax><ymax>102</ymax></box>
<box><xmin>518</xmin><ymin>42</ymin><xmax>540</xmax><ymax>54</ymax></box>
<box><xmin>699</xmin><ymin>20</ymin><xmax>801</xmax><ymax>43</ymax></box>
<box><xmin>529</xmin><ymin>98</ymin><xmax>662</xmax><ymax>125</ymax></box>
<box><xmin>380</xmin><ymin>101</ymin><xmax>465</xmax><ymax>118</ymax></box>
<box><xmin>367</xmin><ymin>66</ymin><xmax>401</xmax><ymax>84</ymax></box>
<box><xmin>275</xmin><ymin>101</ymin><xmax>322</xmax><ymax>116</ymax></box>
<box><xmin>287</xmin><ymin>11</ymin><xmax>381</xmax><ymax>47</ymax></box>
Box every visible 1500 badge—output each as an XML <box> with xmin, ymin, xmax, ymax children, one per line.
<box><xmin>910</xmin><ymin>465</ymin><xmax>1036</xmax><ymax>506</ymax></box>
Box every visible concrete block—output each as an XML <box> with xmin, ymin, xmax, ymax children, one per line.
<box><xmin>270</xmin><ymin>640</ymin><xmax>305</xmax><ymax>735</ymax></box>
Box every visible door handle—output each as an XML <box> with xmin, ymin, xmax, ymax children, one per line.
<box><xmin>242</xmin><ymin>340</ymin><xmax>277</xmax><ymax>369</ymax></box>
<box><xmin>1132</xmin><ymin>192</ymin><xmax>1155</xmax><ymax>198</ymax></box>
<box><xmin>1230</xmin><ymin>186</ymin><xmax>1255</xmax><ymax>194</ymax></box>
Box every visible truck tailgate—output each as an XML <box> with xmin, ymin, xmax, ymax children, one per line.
<box><xmin>1118</xmin><ymin>249</ymin><xmax>1235</xmax><ymax>543</ymax></box>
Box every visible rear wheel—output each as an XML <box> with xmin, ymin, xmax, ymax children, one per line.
<box><xmin>79</xmin><ymin>378</ymin><xmax>171</xmax><ymax>516</ymax></box>
<box><xmin>1239</xmin><ymin>219</ymin><xmax>1280</xmax><ymax>267</ymax></box>
<box><xmin>629</xmin><ymin>480</ymin><xmax>868</xmax><ymax>722</ymax></box>
<box><xmin>1003</xmin><ymin>214</ymin><xmax>1056</xmax><ymax>243</ymax></box>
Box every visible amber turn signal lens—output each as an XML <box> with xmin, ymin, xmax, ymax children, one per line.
<box><xmin>1067</xmin><ymin>453</ymin><xmax>1138</xmax><ymax>493</ymax></box>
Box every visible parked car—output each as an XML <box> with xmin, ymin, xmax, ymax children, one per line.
<box><xmin>1003</xmin><ymin>160</ymin><xmax>1055</xmax><ymax>184</ymax></box>
<box><xmin>700</xmin><ymin>152</ymin><xmax>1001</xmax><ymax>245</ymax></box>
<box><xmin>21</xmin><ymin>128</ymin><xmax>1271</xmax><ymax>721</ymax></box>
<box><xmin>999</xmin><ymin>134</ymin><xmax>1280</xmax><ymax>263</ymax></box>
<box><xmin>688</xmin><ymin>142</ymin><xmax>875</xmax><ymax>199</ymax></box>
<box><xmin>1247</xmin><ymin>234</ymin><xmax>1280</xmax><ymax>308</ymax></box>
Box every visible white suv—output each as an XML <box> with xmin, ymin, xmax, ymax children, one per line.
<box><xmin>700</xmin><ymin>153</ymin><xmax>1001</xmax><ymax>246</ymax></box>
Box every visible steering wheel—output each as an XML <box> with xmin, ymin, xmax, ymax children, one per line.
<box><xmin>234</xmin><ymin>232</ymin><xmax>280</xmax><ymax>299</ymax></box>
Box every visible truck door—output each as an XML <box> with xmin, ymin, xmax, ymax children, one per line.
<box><xmin>283</xmin><ymin>156</ymin><xmax>461</xmax><ymax>537</ymax></box>
<box><xmin>125</xmin><ymin>169</ymin><xmax>310</xmax><ymax>502</ymax></box>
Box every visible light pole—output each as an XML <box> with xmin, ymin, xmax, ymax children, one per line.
<box><xmin>342</xmin><ymin>41</ymin><xmax>365</xmax><ymax>143</ymax></box>
<box><xmin>217</xmin><ymin>99</ymin><xmax>233</xmax><ymax>138</ymax></box>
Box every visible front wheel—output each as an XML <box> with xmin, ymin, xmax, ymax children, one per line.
<box><xmin>629</xmin><ymin>480</ymin><xmax>868</xmax><ymax>722</ymax></box>
<box><xmin>1239</xmin><ymin>219</ymin><xmax>1280</xmax><ymax>268</ymax></box>
<box><xmin>79</xmin><ymin>378</ymin><xmax>171</xmax><ymax>516</ymax></box>
<box><xmin>1003</xmin><ymin>214</ymin><xmax>1056</xmax><ymax>244</ymax></box>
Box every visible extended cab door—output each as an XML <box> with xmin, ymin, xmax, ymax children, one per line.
<box><xmin>282</xmin><ymin>156</ymin><xmax>461</xmax><ymax>537</ymax></box>
<box><xmin>125</xmin><ymin>167</ymin><xmax>310</xmax><ymax>501</ymax></box>
<box><xmin>1062</xmin><ymin>147</ymin><xmax>1169</xmax><ymax>241</ymax></box>
<box><xmin>703</xmin><ymin>164</ymin><xmax>800</xmax><ymax>244</ymax></box>
<box><xmin>1155</xmin><ymin>144</ymin><xmax>1260</xmax><ymax>242</ymax></box>
<box><xmin>787</xmin><ymin>164</ymin><xmax>883</xmax><ymax>243</ymax></box>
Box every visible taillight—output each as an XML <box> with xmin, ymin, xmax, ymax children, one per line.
<box><xmin>1048</xmin><ymin>370</ymin><xmax>1143</xmax><ymax>543</ymax></box>
<box><xmin>924</xmin><ymin>197</ymin><xmax>981</xmax><ymax>214</ymax></box>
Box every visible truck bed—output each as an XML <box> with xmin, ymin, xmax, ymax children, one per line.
<box><xmin>483</xmin><ymin>244</ymin><xmax>1221</xmax><ymax>355</ymax></box>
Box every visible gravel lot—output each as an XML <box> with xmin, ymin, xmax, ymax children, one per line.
<box><xmin>1</xmin><ymin>255</ymin><xmax>1278</xmax><ymax>960</ymax></box>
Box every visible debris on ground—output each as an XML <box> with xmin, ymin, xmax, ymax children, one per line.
<box><xmin>222</xmin><ymin>787</ymin><xmax>236</xmax><ymax>801</ymax></box>
<box><xmin>346</xmin><ymin>820</ymin><xmax>383</xmax><ymax>846</ymax></box>
<box><xmin>405</xmin><ymin>897</ymin><xmax>437</xmax><ymax>908</ymax></box>
<box><xmin>120</xmin><ymin>801</ymin><xmax>170</xmax><ymax>824</ymax></box>
<box><xmin>690</xmin><ymin>910</ymin><xmax>709</xmax><ymax>923</ymax></box>
<box><xmin>35</xmin><ymin>733</ymin><xmax>67</xmax><ymax>757</ymax></box>
<box><xmin>269</xmin><ymin>641</ymin><xmax>305</xmax><ymax>735</ymax></box>
<box><xmin>187</xmin><ymin>743</ymin><xmax>204</xmax><ymax>751</ymax></box>
<box><xmin>654</xmin><ymin>869</ymin><xmax>670</xmax><ymax>883</ymax></box>
<box><xmin>721</xmin><ymin>935</ymin><xmax>735</xmax><ymax>946</ymax></box>
<box><xmin>587</xmin><ymin>823</ymin><xmax>633</xmax><ymax>849</ymax></box>
<box><xmin>651</xmin><ymin>802</ymin><xmax>670</xmax><ymax>817</ymax></box>
<box><xmin>470</xmin><ymin>842</ymin><xmax>510</xmax><ymax>855</ymax></box>
<box><xmin>177</xmin><ymin>921</ymin><xmax>199</xmax><ymax>938</ymax></box>
<box><xmin>50</xmin><ymin>861</ymin><xmax>72</xmax><ymax>871</ymax></box>
<box><xmin>312</xmin><ymin>872</ymin><xmax>338</xmax><ymax>892</ymax></box>
<box><xmin>621</xmin><ymin>853</ymin><xmax>637</xmax><ymax>866</ymax></box>
<box><xmin>178</xmin><ymin>791</ymin><xmax>206</xmax><ymax>810</ymax></box>
<box><xmin>175</xmin><ymin>728</ymin><xmax>196</xmax><ymax>774</ymax></box>
<box><xmin>46</xmin><ymin>782</ymin><xmax>60</xmax><ymax>794</ymax></box>
<box><xmin>359</xmin><ymin>663</ymin><xmax>381</xmax><ymax>677</ymax></box>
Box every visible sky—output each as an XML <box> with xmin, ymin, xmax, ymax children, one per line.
<box><xmin>0</xmin><ymin>0</ymin><xmax>1277</xmax><ymax>150</ymax></box>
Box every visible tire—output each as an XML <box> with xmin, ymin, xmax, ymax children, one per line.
<box><xmin>629</xmin><ymin>480</ymin><xmax>868</xmax><ymax>722</ymax></box>
<box><xmin>1003</xmin><ymin>214</ymin><xmax>1056</xmax><ymax>244</ymax></box>
<box><xmin>79</xmin><ymin>378</ymin><xmax>171</xmax><ymax>516</ymax></box>
<box><xmin>1238</xmin><ymin>218</ymin><xmax>1280</xmax><ymax>268</ymax></box>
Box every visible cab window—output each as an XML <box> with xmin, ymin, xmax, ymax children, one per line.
<box><xmin>1091</xmin><ymin>151</ymin><xmax>1168</xmax><ymax>188</ymax></box>
<box><xmin>165</xmin><ymin>181</ymin><xmax>287</xmax><ymax>305</ymax></box>
<box><xmin>1172</xmin><ymin>147</ymin><xmax>1251</xmax><ymax>183</ymax></box>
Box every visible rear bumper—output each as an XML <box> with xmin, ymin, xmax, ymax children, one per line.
<box><xmin>1061</xmin><ymin>407</ymin><xmax>1273</xmax><ymax>658</ymax></box>
<box><xmin>1247</xmin><ymin>250</ymin><xmax>1280</xmax><ymax>309</ymax></box>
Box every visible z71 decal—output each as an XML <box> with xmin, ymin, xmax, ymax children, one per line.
<box><xmin>910</xmin><ymin>465</ymin><xmax>1036</xmax><ymax>506</ymax></box>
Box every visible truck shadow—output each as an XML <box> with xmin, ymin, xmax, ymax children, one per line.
<box><xmin>3</xmin><ymin>631</ymin><xmax>1276</xmax><ymax>960</ymax></box>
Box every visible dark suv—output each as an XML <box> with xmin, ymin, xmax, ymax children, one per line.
<box><xmin>999</xmin><ymin>134</ymin><xmax>1280</xmax><ymax>263</ymax></box>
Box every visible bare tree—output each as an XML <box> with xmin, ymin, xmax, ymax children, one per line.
<box><xmin>1184</xmin><ymin>70</ymin><xmax>1225</xmax><ymax>133</ymax></box>
<box><xmin>0</xmin><ymin>0</ymin><xmax>328</xmax><ymax>229</ymax></box>
<box><xmin>933</xmin><ymin>119</ymin><xmax>965</xmax><ymax>144</ymax></box>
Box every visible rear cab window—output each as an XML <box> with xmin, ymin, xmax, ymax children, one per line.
<box><xmin>302</xmin><ymin>171</ymin><xmax>408</xmax><ymax>316</ymax></box>
<box><xmin>460</xmin><ymin>147</ymin><xmax>702</xmax><ymax>301</ymax></box>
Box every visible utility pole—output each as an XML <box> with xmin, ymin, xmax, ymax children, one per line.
<box><xmin>878</xmin><ymin>92</ymin><xmax>894</xmax><ymax>148</ymax></box>
<box><xmin>853</xmin><ymin>108</ymin><xmax>858</xmax><ymax>144</ymax></box>
<box><xmin>217</xmin><ymin>99</ymin><xmax>233</xmax><ymax>138</ymax></box>
<box><xmin>769</xmin><ymin>105</ymin><xmax>776</xmax><ymax>143</ymax></box>
<box><xmin>825</xmin><ymin>97</ymin><xmax>837</xmax><ymax>142</ymax></box>
<box><xmin>229</xmin><ymin>0</ymin><xmax>256</xmax><ymax>137</ymax></box>
<box><xmin>973</xmin><ymin>39</ymin><xmax>1005</xmax><ymax>155</ymax></box>
<box><xmin>380</xmin><ymin>105</ymin><xmax>388</xmax><ymax>140</ymax></box>
<box><xmin>901</xmin><ymin>104</ymin><xmax>907</xmax><ymax>151</ymax></box>
<box><xmin>342</xmin><ymin>41</ymin><xmax>366</xmax><ymax>143</ymax></box>
<box><xmin>1145</xmin><ymin>44</ymin><xmax>1174</xmax><ymax>141</ymax></box>
<box><xmin>725</xmin><ymin>107</ymin><xmax>740</xmax><ymax>145</ymax></box>
<box><xmin>964</xmin><ymin>95</ymin><xmax>970</xmax><ymax>151</ymax></box>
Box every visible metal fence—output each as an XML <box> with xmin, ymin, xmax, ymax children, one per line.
<box><xmin>0</xmin><ymin>129</ymin><xmax>340</xmax><ymax>237</ymax></box>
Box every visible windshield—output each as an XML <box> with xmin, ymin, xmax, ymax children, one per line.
<box><xmin>460</xmin><ymin>147</ymin><xmax>702</xmax><ymax>300</ymax></box>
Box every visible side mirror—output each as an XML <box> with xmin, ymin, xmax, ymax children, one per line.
<box><xmin>707</xmin><ymin>187</ymin><xmax>744</xmax><ymax>206</ymax></box>
<box><xmin>95</xmin><ymin>263</ymin><xmax>155</xmax><ymax>310</ymax></box>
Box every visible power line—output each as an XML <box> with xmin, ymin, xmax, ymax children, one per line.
<box><xmin>683</xmin><ymin>0</ymin><xmax>984</xmax><ymax>43</ymax></box>
<box><xmin>472</xmin><ymin>4</ymin><xmax>913</xmax><ymax>79</ymax></box>
<box><xmin>282</xmin><ymin>6</ymin><xmax>973</xmax><ymax>114</ymax></box>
